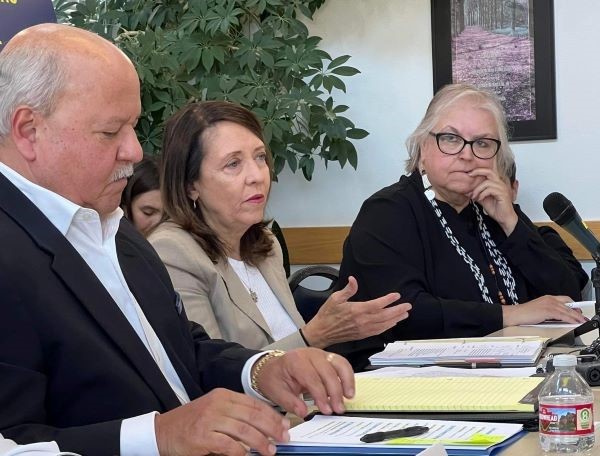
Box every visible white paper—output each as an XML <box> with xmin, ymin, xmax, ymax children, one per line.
<box><xmin>416</xmin><ymin>443</ymin><xmax>448</xmax><ymax>456</ymax></box>
<box><xmin>567</xmin><ymin>300</ymin><xmax>595</xmax><ymax>309</ymax></box>
<box><xmin>520</xmin><ymin>322</ymin><xmax>580</xmax><ymax>328</ymax></box>
<box><xmin>283</xmin><ymin>415</ymin><xmax>522</xmax><ymax>450</ymax></box>
<box><xmin>369</xmin><ymin>337</ymin><xmax>546</xmax><ymax>365</ymax></box>
<box><xmin>0</xmin><ymin>437</ymin><xmax>62</xmax><ymax>456</ymax></box>
<box><xmin>356</xmin><ymin>366</ymin><xmax>536</xmax><ymax>378</ymax></box>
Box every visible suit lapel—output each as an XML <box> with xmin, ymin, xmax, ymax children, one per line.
<box><xmin>215</xmin><ymin>259</ymin><xmax>272</xmax><ymax>335</ymax></box>
<box><xmin>117</xmin><ymin>230</ymin><xmax>202</xmax><ymax>400</ymax></box>
<box><xmin>0</xmin><ymin>173</ymin><xmax>182</xmax><ymax>410</ymax></box>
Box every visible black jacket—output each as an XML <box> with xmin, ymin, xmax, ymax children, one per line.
<box><xmin>330</xmin><ymin>172</ymin><xmax>584</xmax><ymax>370</ymax></box>
<box><xmin>0</xmin><ymin>172</ymin><xmax>259</xmax><ymax>455</ymax></box>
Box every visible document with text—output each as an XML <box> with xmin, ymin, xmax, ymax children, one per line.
<box><xmin>276</xmin><ymin>415</ymin><xmax>524</xmax><ymax>455</ymax></box>
<box><xmin>369</xmin><ymin>336</ymin><xmax>548</xmax><ymax>367</ymax></box>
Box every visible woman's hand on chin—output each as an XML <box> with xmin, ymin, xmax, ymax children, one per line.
<box><xmin>468</xmin><ymin>168</ymin><xmax>518</xmax><ymax>236</ymax></box>
<box><xmin>300</xmin><ymin>276</ymin><xmax>412</xmax><ymax>348</ymax></box>
<box><xmin>501</xmin><ymin>295</ymin><xmax>588</xmax><ymax>327</ymax></box>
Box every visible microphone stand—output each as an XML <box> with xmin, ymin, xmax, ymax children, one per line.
<box><xmin>551</xmin><ymin>262</ymin><xmax>600</xmax><ymax>346</ymax></box>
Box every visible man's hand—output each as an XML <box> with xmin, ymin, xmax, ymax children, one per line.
<box><xmin>155</xmin><ymin>388</ymin><xmax>289</xmax><ymax>456</ymax></box>
<box><xmin>254</xmin><ymin>348</ymin><xmax>355</xmax><ymax>418</ymax></box>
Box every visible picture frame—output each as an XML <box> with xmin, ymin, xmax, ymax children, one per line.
<box><xmin>431</xmin><ymin>0</ymin><xmax>556</xmax><ymax>141</ymax></box>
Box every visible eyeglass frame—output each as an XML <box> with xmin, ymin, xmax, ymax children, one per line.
<box><xmin>428</xmin><ymin>132</ymin><xmax>501</xmax><ymax>160</ymax></box>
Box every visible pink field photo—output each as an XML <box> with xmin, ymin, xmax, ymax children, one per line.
<box><xmin>432</xmin><ymin>0</ymin><xmax>556</xmax><ymax>141</ymax></box>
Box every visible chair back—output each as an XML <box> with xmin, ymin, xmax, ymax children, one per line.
<box><xmin>289</xmin><ymin>265</ymin><xmax>339</xmax><ymax>323</ymax></box>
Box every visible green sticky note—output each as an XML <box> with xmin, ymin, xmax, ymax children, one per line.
<box><xmin>386</xmin><ymin>433</ymin><xmax>504</xmax><ymax>446</ymax></box>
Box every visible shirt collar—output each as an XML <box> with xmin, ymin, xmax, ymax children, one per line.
<box><xmin>0</xmin><ymin>161</ymin><xmax>123</xmax><ymax>238</ymax></box>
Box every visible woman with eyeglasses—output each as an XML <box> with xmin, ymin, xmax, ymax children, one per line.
<box><xmin>330</xmin><ymin>83</ymin><xmax>587</xmax><ymax>370</ymax></box>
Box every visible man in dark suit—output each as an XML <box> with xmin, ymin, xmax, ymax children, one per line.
<box><xmin>0</xmin><ymin>24</ymin><xmax>354</xmax><ymax>456</ymax></box>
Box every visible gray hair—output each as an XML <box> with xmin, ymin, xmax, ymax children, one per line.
<box><xmin>405</xmin><ymin>83</ymin><xmax>514</xmax><ymax>178</ymax></box>
<box><xmin>0</xmin><ymin>42</ymin><xmax>67</xmax><ymax>141</ymax></box>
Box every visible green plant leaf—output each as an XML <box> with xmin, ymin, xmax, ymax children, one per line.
<box><xmin>329</xmin><ymin>75</ymin><xmax>346</xmax><ymax>92</ymax></box>
<box><xmin>327</xmin><ymin>54</ymin><xmax>351</xmax><ymax>69</ymax></box>
<box><xmin>345</xmin><ymin>140</ymin><xmax>358</xmax><ymax>169</ymax></box>
<box><xmin>301</xmin><ymin>157</ymin><xmax>315</xmax><ymax>180</ymax></box>
<box><xmin>346</xmin><ymin>128</ymin><xmax>369</xmax><ymax>139</ymax></box>
<box><xmin>330</xmin><ymin>66</ymin><xmax>360</xmax><ymax>76</ymax></box>
<box><xmin>56</xmin><ymin>0</ymin><xmax>369</xmax><ymax>179</ymax></box>
<box><xmin>333</xmin><ymin>104</ymin><xmax>349</xmax><ymax>113</ymax></box>
<box><xmin>201</xmin><ymin>48</ymin><xmax>215</xmax><ymax>71</ymax></box>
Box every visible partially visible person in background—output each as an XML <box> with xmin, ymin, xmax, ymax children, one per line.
<box><xmin>121</xmin><ymin>156</ymin><xmax>163</xmax><ymax>236</ymax></box>
<box><xmin>505</xmin><ymin>161</ymin><xmax>589</xmax><ymax>293</ymax></box>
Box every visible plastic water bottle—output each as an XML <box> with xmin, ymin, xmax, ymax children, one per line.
<box><xmin>539</xmin><ymin>354</ymin><xmax>595</xmax><ymax>453</ymax></box>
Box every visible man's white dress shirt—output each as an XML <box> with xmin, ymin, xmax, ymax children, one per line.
<box><xmin>0</xmin><ymin>163</ymin><xmax>266</xmax><ymax>456</ymax></box>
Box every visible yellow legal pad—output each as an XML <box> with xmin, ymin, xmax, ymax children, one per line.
<box><xmin>345</xmin><ymin>376</ymin><xmax>543</xmax><ymax>412</ymax></box>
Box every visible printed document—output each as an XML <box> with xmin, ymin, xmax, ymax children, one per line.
<box><xmin>280</xmin><ymin>415</ymin><xmax>522</xmax><ymax>450</ymax></box>
<box><xmin>370</xmin><ymin>336</ymin><xmax>547</xmax><ymax>366</ymax></box>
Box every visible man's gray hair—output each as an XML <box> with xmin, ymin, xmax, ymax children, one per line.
<box><xmin>0</xmin><ymin>43</ymin><xmax>67</xmax><ymax>140</ymax></box>
<box><xmin>405</xmin><ymin>83</ymin><xmax>514</xmax><ymax>178</ymax></box>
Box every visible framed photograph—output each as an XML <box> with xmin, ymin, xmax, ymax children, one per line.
<box><xmin>431</xmin><ymin>0</ymin><xmax>556</xmax><ymax>141</ymax></box>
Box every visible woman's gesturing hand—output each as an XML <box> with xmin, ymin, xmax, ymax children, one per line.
<box><xmin>301</xmin><ymin>276</ymin><xmax>411</xmax><ymax>348</ymax></box>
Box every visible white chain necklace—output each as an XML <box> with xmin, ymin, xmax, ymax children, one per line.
<box><xmin>422</xmin><ymin>173</ymin><xmax>518</xmax><ymax>305</ymax></box>
<box><xmin>240</xmin><ymin>263</ymin><xmax>258</xmax><ymax>303</ymax></box>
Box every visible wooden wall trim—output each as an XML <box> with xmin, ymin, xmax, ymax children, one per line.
<box><xmin>282</xmin><ymin>227</ymin><xmax>350</xmax><ymax>265</ymax></box>
<box><xmin>282</xmin><ymin>222</ymin><xmax>600</xmax><ymax>265</ymax></box>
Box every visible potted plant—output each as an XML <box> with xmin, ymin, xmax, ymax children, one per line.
<box><xmin>54</xmin><ymin>0</ymin><xmax>369</xmax><ymax>181</ymax></box>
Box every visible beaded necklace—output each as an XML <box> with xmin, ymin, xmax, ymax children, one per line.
<box><xmin>422</xmin><ymin>173</ymin><xmax>518</xmax><ymax>305</ymax></box>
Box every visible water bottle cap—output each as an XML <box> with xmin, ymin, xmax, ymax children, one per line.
<box><xmin>552</xmin><ymin>354</ymin><xmax>577</xmax><ymax>367</ymax></box>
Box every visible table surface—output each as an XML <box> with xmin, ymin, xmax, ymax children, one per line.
<box><xmin>290</xmin><ymin>321</ymin><xmax>600</xmax><ymax>455</ymax></box>
<box><xmin>488</xmin><ymin>322</ymin><xmax>600</xmax><ymax>455</ymax></box>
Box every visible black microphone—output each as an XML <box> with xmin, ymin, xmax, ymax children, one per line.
<box><xmin>543</xmin><ymin>192</ymin><xmax>600</xmax><ymax>263</ymax></box>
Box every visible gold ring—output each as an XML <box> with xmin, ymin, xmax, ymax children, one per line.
<box><xmin>326</xmin><ymin>353</ymin><xmax>336</xmax><ymax>363</ymax></box>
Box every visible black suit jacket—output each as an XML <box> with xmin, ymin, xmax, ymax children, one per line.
<box><xmin>0</xmin><ymin>173</ymin><xmax>259</xmax><ymax>455</ymax></box>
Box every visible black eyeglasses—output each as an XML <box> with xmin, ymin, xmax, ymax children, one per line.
<box><xmin>429</xmin><ymin>132</ymin><xmax>501</xmax><ymax>160</ymax></box>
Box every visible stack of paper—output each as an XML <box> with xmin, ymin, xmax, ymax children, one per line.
<box><xmin>276</xmin><ymin>415</ymin><xmax>524</xmax><ymax>455</ymax></box>
<box><xmin>344</xmin><ymin>376</ymin><xmax>543</xmax><ymax>412</ymax></box>
<box><xmin>369</xmin><ymin>336</ymin><xmax>548</xmax><ymax>367</ymax></box>
<box><xmin>356</xmin><ymin>366</ymin><xmax>537</xmax><ymax>378</ymax></box>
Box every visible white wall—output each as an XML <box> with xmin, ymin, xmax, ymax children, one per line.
<box><xmin>267</xmin><ymin>0</ymin><xmax>600</xmax><ymax>230</ymax></box>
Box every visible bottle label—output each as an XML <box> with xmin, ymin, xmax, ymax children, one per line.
<box><xmin>539</xmin><ymin>403</ymin><xmax>594</xmax><ymax>435</ymax></box>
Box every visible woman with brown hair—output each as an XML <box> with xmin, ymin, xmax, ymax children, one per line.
<box><xmin>149</xmin><ymin>101</ymin><xmax>411</xmax><ymax>351</ymax></box>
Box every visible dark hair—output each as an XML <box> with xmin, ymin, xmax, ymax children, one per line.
<box><xmin>160</xmin><ymin>101</ymin><xmax>273</xmax><ymax>265</ymax></box>
<box><xmin>121</xmin><ymin>156</ymin><xmax>160</xmax><ymax>219</ymax></box>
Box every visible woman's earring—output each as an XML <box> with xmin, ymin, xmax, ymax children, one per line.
<box><xmin>421</xmin><ymin>171</ymin><xmax>435</xmax><ymax>201</ymax></box>
<box><xmin>193</xmin><ymin>199</ymin><xmax>197</xmax><ymax>209</ymax></box>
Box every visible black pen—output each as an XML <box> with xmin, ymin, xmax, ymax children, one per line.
<box><xmin>360</xmin><ymin>425</ymin><xmax>430</xmax><ymax>443</ymax></box>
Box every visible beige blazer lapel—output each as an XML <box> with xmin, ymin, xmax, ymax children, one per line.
<box><xmin>214</xmin><ymin>259</ymin><xmax>272</xmax><ymax>335</ymax></box>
